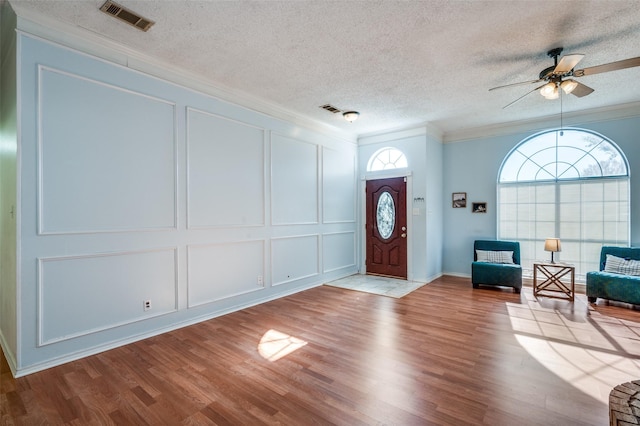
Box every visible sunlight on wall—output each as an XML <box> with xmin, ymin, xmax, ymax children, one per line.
<box><xmin>507</xmin><ymin>301</ymin><xmax>640</xmax><ymax>404</ymax></box>
<box><xmin>258</xmin><ymin>329</ymin><xmax>307</xmax><ymax>362</ymax></box>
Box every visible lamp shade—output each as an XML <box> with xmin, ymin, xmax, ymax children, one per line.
<box><xmin>544</xmin><ymin>238</ymin><xmax>562</xmax><ymax>252</ymax></box>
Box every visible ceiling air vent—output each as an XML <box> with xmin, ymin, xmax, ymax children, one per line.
<box><xmin>320</xmin><ymin>104</ymin><xmax>342</xmax><ymax>114</ymax></box>
<box><xmin>100</xmin><ymin>1</ymin><xmax>155</xmax><ymax>32</ymax></box>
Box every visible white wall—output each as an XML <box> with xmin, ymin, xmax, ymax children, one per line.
<box><xmin>358</xmin><ymin>127</ymin><xmax>444</xmax><ymax>282</ymax></box>
<box><xmin>0</xmin><ymin>1</ymin><xmax>18</xmax><ymax>368</ymax></box>
<box><xmin>11</xmin><ymin>33</ymin><xmax>358</xmax><ymax>375</ymax></box>
<box><xmin>442</xmin><ymin>114</ymin><xmax>640</xmax><ymax>277</ymax></box>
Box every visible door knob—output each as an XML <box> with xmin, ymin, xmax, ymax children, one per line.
<box><xmin>401</xmin><ymin>233</ymin><xmax>407</xmax><ymax>238</ymax></box>
<box><xmin>402</xmin><ymin>226</ymin><xmax>406</xmax><ymax>231</ymax></box>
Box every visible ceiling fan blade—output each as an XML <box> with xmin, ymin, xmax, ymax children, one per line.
<box><xmin>554</xmin><ymin>54</ymin><xmax>585</xmax><ymax>74</ymax></box>
<box><xmin>574</xmin><ymin>57</ymin><xmax>640</xmax><ymax>76</ymax></box>
<box><xmin>570</xmin><ymin>81</ymin><xmax>594</xmax><ymax>97</ymax></box>
<box><xmin>489</xmin><ymin>79</ymin><xmax>542</xmax><ymax>91</ymax></box>
<box><xmin>502</xmin><ymin>84</ymin><xmax>546</xmax><ymax>109</ymax></box>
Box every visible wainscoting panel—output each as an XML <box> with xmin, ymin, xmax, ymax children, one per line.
<box><xmin>271</xmin><ymin>235</ymin><xmax>319</xmax><ymax>285</ymax></box>
<box><xmin>38</xmin><ymin>66</ymin><xmax>177</xmax><ymax>234</ymax></box>
<box><xmin>187</xmin><ymin>240</ymin><xmax>265</xmax><ymax>308</ymax></box>
<box><xmin>38</xmin><ymin>249</ymin><xmax>178</xmax><ymax>346</ymax></box>
<box><xmin>14</xmin><ymin>33</ymin><xmax>359</xmax><ymax>376</ymax></box>
<box><xmin>271</xmin><ymin>133</ymin><xmax>318</xmax><ymax>225</ymax></box>
<box><xmin>323</xmin><ymin>231</ymin><xmax>356</xmax><ymax>273</ymax></box>
<box><xmin>186</xmin><ymin>108</ymin><xmax>265</xmax><ymax>228</ymax></box>
<box><xmin>323</xmin><ymin>147</ymin><xmax>356</xmax><ymax>223</ymax></box>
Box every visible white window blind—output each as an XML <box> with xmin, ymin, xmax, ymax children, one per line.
<box><xmin>499</xmin><ymin>179</ymin><xmax>629</xmax><ymax>281</ymax></box>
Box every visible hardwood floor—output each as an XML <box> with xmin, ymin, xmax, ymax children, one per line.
<box><xmin>2</xmin><ymin>275</ymin><xmax>640</xmax><ymax>425</ymax></box>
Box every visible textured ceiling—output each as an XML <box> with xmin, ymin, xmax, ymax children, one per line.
<box><xmin>8</xmin><ymin>0</ymin><xmax>640</xmax><ymax>137</ymax></box>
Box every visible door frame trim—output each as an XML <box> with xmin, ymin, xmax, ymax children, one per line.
<box><xmin>360</xmin><ymin>171</ymin><xmax>413</xmax><ymax>280</ymax></box>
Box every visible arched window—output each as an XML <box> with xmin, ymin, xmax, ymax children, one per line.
<box><xmin>367</xmin><ymin>147</ymin><xmax>408</xmax><ymax>172</ymax></box>
<box><xmin>498</xmin><ymin>128</ymin><xmax>629</xmax><ymax>280</ymax></box>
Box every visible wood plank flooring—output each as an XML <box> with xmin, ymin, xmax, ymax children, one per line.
<box><xmin>2</xmin><ymin>275</ymin><xmax>640</xmax><ymax>425</ymax></box>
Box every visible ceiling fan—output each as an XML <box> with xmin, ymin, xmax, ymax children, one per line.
<box><xmin>490</xmin><ymin>47</ymin><xmax>640</xmax><ymax>109</ymax></box>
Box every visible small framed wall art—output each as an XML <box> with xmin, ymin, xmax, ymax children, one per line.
<box><xmin>472</xmin><ymin>202</ymin><xmax>487</xmax><ymax>213</ymax></box>
<box><xmin>452</xmin><ymin>192</ymin><xmax>467</xmax><ymax>208</ymax></box>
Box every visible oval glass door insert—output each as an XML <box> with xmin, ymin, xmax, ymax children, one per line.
<box><xmin>376</xmin><ymin>191</ymin><xmax>395</xmax><ymax>239</ymax></box>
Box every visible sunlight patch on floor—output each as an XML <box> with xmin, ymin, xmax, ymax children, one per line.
<box><xmin>507</xmin><ymin>296</ymin><xmax>640</xmax><ymax>404</ymax></box>
<box><xmin>258</xmin><ymin>329</ymin><xmax>307</xmax><ymax>362</ymax></box>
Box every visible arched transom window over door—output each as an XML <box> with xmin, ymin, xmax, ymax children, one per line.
<box><xmin>497</xmin><ymin>128</ymin><xmax>629</xmax><ymax>281</ymax></box>
<box><xmin>367</xmin><ymin>147</ymin><xmax>408</xmax><ymax>172</ymax></box>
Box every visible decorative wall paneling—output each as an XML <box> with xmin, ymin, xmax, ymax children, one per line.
<box><xmin>271</xmin><ymin>234</ymin><xmax>320</xmax><ymax>286</ymax></box>
<box><xmin>322</xmin><ymin>147</ymin><xmax>356</xmax><ymax>224</ymax></box>
<box><xmin>187</xmin><ymin>240</ymin><xmax>265</xmax><ymax>308</ymax></box>
<box><xmin>186</xmin><ymin>107</ymin><xmax>265</xmax><ymax>228</ymax></box>
<box><xmin>38</xmin><ymin>249</ymin><xmax>178</xmax><ymax>345</ymax></box>
<box><xmin>38</xmin><ymin>66</ymin><xmax>178</xmax><ymax>234</ymax></box>
<box><xmin>322</xmin><ymin>231</ymin><xmax>357</xmax><ymax>273</ymax></box>
<box><xmin>271</xmin><ymin>133</ymin><xmax>319</xmax><ymax>225</ymax></box>
<box><xmin>9</xmin><ymin>34</ymin><xmax>358</xmax><ymax>375</ymax></box>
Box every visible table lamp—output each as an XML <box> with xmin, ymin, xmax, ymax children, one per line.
<box><xmin>544</xmin><ymin>238</ymin><xmax>561</xmax><ymax>263</ymax></box>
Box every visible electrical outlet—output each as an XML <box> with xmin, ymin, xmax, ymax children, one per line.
<box><xmin>257</xmin><ymin>275</ymin><xmax>263</xmax><ymax>286</ymax></box>
<box><xmin>143</xmin><ymin>300</ymin><xmax>152</xmax><ymax>311</ymax></box>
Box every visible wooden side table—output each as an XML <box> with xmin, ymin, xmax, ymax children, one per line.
<box><xmin>533</xmin><ymin>262</ymin><xmax>575</xmax><ymax>301</ymax></box>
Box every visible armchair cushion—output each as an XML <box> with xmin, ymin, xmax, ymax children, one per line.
<box><xmin>603</xmin><ymin>254</ymin><xmax>640</xmax><ymax>276</ymax></box>
<box><xmin>475</xmin><ymin>250</ymin><xmax>515</xmax><ymax>264</ymax></box>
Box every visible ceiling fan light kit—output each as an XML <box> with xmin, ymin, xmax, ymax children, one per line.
<box><xmin>540</xmin><ymin>82</ymin><xmax>559</xmax><ymax>99</ymax></box>
<box><xmin>490</xmin><ymin>47</ymin><xmax>640</xmax><ymax>108</ymax></box>
<box><xmin>560</xmin><ymin>79</ymin><xmax>578</xmax><ymax>94</ymax></box>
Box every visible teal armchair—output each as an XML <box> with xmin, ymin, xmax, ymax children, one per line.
<box><xmin>472</xmin><ymin>240</ymin><xmax>522</xmax><ymax>293</ymax></box>
<box><xmin>586</xmin><ymin>246</ymin><xmax>640</xmax><ymax>305</ymax></box>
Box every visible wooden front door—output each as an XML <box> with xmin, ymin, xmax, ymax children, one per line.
<box><xmin>365</xmin><ymin>177</ymin><xmax>407</xmax><ymax>279</ymax></box>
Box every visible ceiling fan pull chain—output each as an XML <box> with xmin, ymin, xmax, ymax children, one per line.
<box><xmin>559</xmin><ymin>90</ymin><xmax>564</xmax><ymax>136</ymax></box>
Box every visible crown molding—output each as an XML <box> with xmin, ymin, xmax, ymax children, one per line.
<box><xmin>13</xmin><ymin>8</ymin><xmax>357</xmax><ymax>146</ymax></box>
<box><xmin>443</xmin><ymin>101</ymin><xmax>640</xmax><ymax>144</ymax></box>
<box><xmin>358</xmin><ymin>122</ymin><xmax>444</xmax><ymax>146</ymax></box>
